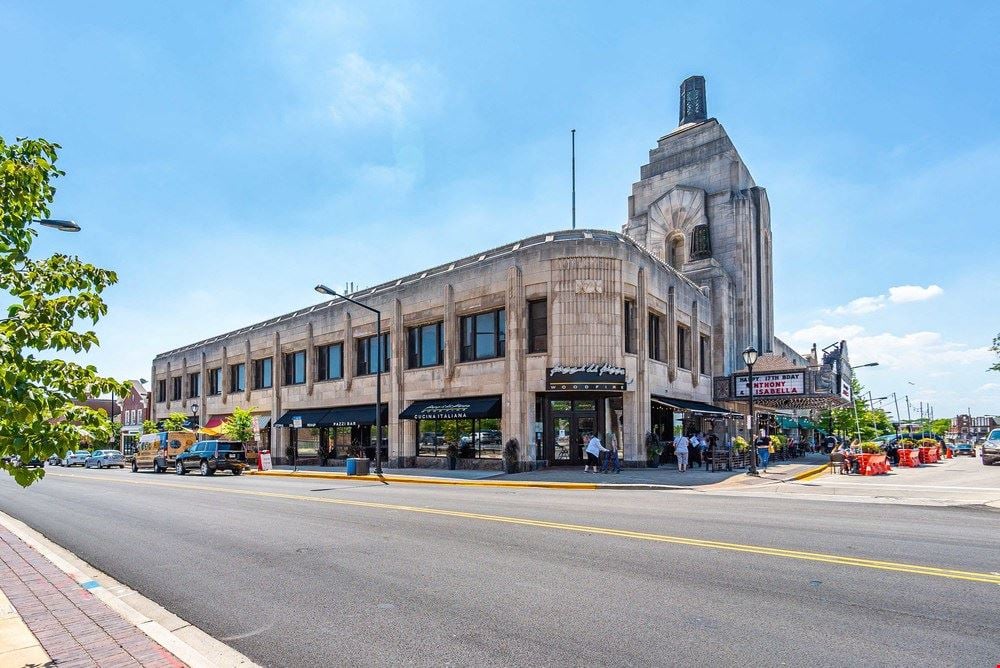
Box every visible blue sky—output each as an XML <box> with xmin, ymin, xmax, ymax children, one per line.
<box><xmin>3</xmin><ymin>1</ymin><xmax>998</xmax><ymax>419</ymax></box>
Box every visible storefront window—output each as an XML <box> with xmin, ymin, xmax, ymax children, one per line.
<box><xmin>550</xmin><ymin>399</ymin><xmax>572</xmax><ymax>412</ymax></box>
<box><xmin>296</xmin><ymin>427</ymin><xmax>320</xmax><ymax>458</ymax></box>
<box><xmin>417</xmin><ymin>418</ymin><xmax>502</xmax><ymax>458</ymax></box>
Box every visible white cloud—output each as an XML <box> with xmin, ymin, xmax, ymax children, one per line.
<box><xmin>827</xmin><ymin>284</ymin><xmax>943</xmax><ymax>315</ymax></box>
<box><xmin>888</xmin><ymin>284</ymin><xmax>943</xmax><ymax>303</ymax></box>
<box><xmin>324</xmin><ymin>53</ymin><xmax>435</xmax><ymax>127</ymax></box>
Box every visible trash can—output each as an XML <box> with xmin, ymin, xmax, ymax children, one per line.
<box><xmin>346</xmin><ymin>457</ymin><xmax>370</xmax><ymax>476</ymax></box>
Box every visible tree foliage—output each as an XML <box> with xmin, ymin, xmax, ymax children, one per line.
<box><xmin>1</xmin><ymin>137</ymin><xmax>127</xmax><ymax>487</ymax></box>
<box><xmin>817</xmin><ymin>377</ymin><xmax>894</xmax><ymax>441</ymax></box>
<box><xmin>991</xmin><ymin>333</ymin><xmax>1000</xmax><ymax>373</ymax></box>
<box><xmin>927</xmin><ymin>418</ymin><xmax>951</xmax><ymax>436</ymax></box>
<box><xmin>162</xmin><ymin>412</ymin><xmax>187</xmax><ymax>432</ymax></box>
<box><xmin>222</xmin><ymin>406</ymin><xmax>255</xmax><ymax>443</ymax></box>
<box><xmin>141</xmin><ymin>419</ymin><xmax>159</xmax><ymax>435</ymax></box>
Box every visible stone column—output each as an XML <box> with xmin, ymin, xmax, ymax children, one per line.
<box><xmin>504</xmin><ymin>265</ymin><xmax>531</xmax><ymax>468</ymax></box>
<box><xmin>691</xmin><ymin>301</ymin><xmax>700</xmax><ymax>388</ymax></box>
<box><xmin>634</xmin><ymin>267</ymin><xmax>650</xmax><ymax>464</ymax></box>
<box><xmin>199</xmin><ymin>352</ymin><xmax>207</xmax><ymax>422</ymax></box>
<box><xmin>306</xmin><ymin>323</ymin><xmax>315</xmax><ymax>397</ymax></box>
<box><xmin>165</xmin><ymin>362</ymin><xmax>171</xmax><ymax>410</ymax></box>
<box><xmin>344</xmin><ymin>312</ymin><xmax>354</xmax><ymax>391</ymax></box>
<box><xmin>390</xmin><ymin>299</ymin><xmax>405</xmax><ymax>466</ymax></box>
<box><xmin>181</xmin><ymin>357</ymin><xmax>189</xmax><ymax>412</ymax></box>
<box><xmin>221</xmin><ymin>346</ymin><xmax>228</xmax><ymax>405</ymax></box>
<box><xmin>271</xmin><ymin>332</ymin><xmax>283</xmax><ymax>464</ymax></box>
<box><xmin>443</xmin><ymin>284</ymin><xmax>455</xmax><ymax>386</ymax></box>
<box><xmin>243</xmin><ymin>339</ymin><xmax>251</xmax><ymax>403</ymax></box>
<box><xmin>667</xmin><ymin>287</ymin><xmax>677</xmax><ymax>383</ymax></box>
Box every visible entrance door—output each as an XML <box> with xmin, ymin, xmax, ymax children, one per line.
<box><xmin>547</xmin><ymin>398</ymin><xmax>600</xmax><ymax>465</ymax></box>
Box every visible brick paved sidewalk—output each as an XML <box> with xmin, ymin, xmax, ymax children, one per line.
<box><xmin>0</xmin><ymin>524</ymin><xmax>185</xmax><ymax>668</ymax></box>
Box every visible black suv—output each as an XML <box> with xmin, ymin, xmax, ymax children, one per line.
<box><xmin>175</xmin><ymin>440</ymin><xmax>246</xmax><ymax>476</ymax></box>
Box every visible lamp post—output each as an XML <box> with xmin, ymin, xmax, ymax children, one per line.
<box><xmin>190</xmin><ymin>402</ymin><xmax>199</xmax><ymax>439</ymax></box>
<box><xmin>848</xmin><ymin>362</ymin><xmax>878</xmax><ymax>441</ymax></box>
<box><xmin>742</xmin><ymin>346</ymin><xmax>759</xmax><ymax>476</ymax></box>
<box><xmin>316</xmin><ymin>284</ymin><xmax>383</xmax><ymax>475</ymax></box>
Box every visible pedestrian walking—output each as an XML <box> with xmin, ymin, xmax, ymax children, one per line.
<box><xmin>673</xmin><ymin>432</ymin><xmax>690</xmax><ymax>472</ymax></box>
<box><xmin>690</xmin><ymin>432</ymin><xmax>703</xmax><ymax>468</ymax></box>
<box><xmin>754</xmin><ymin>429</ymin><xmax>771</xmax><ymax>473</ymax></box>
<box><xmin>584</xmin><ymin>434</ymin><xmax>607</xmax><ymax>473</ymax></box>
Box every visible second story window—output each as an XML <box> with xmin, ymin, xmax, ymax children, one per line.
<box><xmin>460</xmin><ymin>308</ymin><xmax>506</xmax><ymax>362</ymax></box>
<box><xmin>356</xmin><ymin>333</ymin><xmax>390</xmax><ymax>376</ymax></box>
<box><xmin>157</xmin><ymin>379</ymin><xmax>166</xmax><ymax>403</ymax></box>
<box><xmin>677</xmin><ymin>325</ymin><xmax>690</xmax><ymax>370</ymax></box>
<box><xmin>624</xmin><ymin>300</ymin><xmax>637</xmax><ymax>354</ymax></box>
<box><xmin>700</xmin><ymin>334</ymin><xmax>711</xmax><ymax>375</ymax></box>
<box><xmin>188</xmin><ymin>372</ymin><xmax>200</xmax><ymax>398</ymax></box>
<box><xmin>253</xmin><ymin>357</ymin><xmax>273</xmax><ymax>389</ymax></box>
<box><xmin>284</xmin><ymin>350</ymin><xmax>306</xmax><ymax>385</ymax></box>
<box><xmin>208</xmin><ymin>367</ymin><xmax>222</xmax><ymax>395</ymax></box>
<box><xmin>407</xmin><ymin>322</ymin><xmax>443</xmax><ymax>369</ymax></box>
<box><xmin>171</xmin><ymin>377</ymin><xmax>182</xmax><ymax>401</ymax></box>
<box><xmin>527</xmin><ymin>299</ymin><xmax>547</xmax><ymax>353</ymax></box>
<box><xmin>230</xmin><ymin>363</ymin><xmax>246</xmax><ymax>392</ymax></box>
<box><xmin>648</xmin><ymin>313</ymin><xmax>662</xmax><ymax>361</ymax></box>
<box><xmin>317</xmin><ymin>343</ymin><xmax>343</xmax><ymax>381</ymax></box>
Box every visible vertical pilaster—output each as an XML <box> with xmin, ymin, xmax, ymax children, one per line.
<box><xmin>390</xmin><ymin>299</ymin><xmax>405</xmax><ymax>465</ymax></box>
<box><xmin>165</xmin><ymin>362</ymin><xmax>171</xmax><ymax>410</ymax></box>
<box><xmin>691</xmin><ymin>301</ymin><xmax>700</xmax><ymax>387</ymax></box>
<box><xmin>199</xmin><ymin>352</ymin><xmax>207</xmax><ymax>420</ymax></box>
<box><xmin>443</xmin><ymin>284</ymin><xmax>455</xmax><ymax>384</ymax></box>
<box><xmin>504</xmin><ymin>266</ymin><xmax>530</xmax><ymax>467</ymax></box>
<box><xmin>271</xmin><ymin>332</ymin><xmax>282</xmax><ymax>463</ymax></box>
<box><xmin>181</xmin><ymin>357</ymin><xmax>188</xmax><ymax>409</ymax></box>
<box><xmin>221</xmin><ymin>346</ymin><xmax>228</xmax><ymax>405</ymax></box>
<box><xmin>306</xmin><ymin>323</ymin><xmax>315</xmax><ymax>397</ymax></box>
<box><xmin>635</xmin><ymin>267</ymin><xmax>650</xmax><ymax>462</ymax></box>
<box><xmin>344</xmin><ymin>312</ymin><xmax>354</xmax><ymax>391</ymax></box>
<box><xmin>243</xmin><ymin>339</ymin><xmax>251</xmax><ymax>403</ymax></box>
<box><xmin>667</xmin><ymin>287</ymin><xmax>677</xmax><ymax>383</ymax></box>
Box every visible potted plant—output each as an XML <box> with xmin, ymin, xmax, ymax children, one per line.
<box><xmin>859</xmin><ymin>441</ymin><xmax>882</xmax><ymax>454</ymax></box>
<box><xmin>445</xmin><ymin>443</ymin><xmax>459</xmax><ymax>470</ymax></box>
<box><xmin>502</xmin><ymin>438</ymin><xmax>519</xmax><ymax>474</ymax></box>
<box><xmin>732</xmin><ymin>435</ymin><xmax>749</xmax><ymax>468</ymax></box>
<box><xmin>645</xmin><ymin>432</ymin><xmax>662</xmax><ymax>468</ymax></box>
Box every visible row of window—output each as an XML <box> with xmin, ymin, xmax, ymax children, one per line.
<box><xmin>155</xmin><ymin>298</ymin><xmax>710</xmax><ymax>403</ymax></box>
<box><xmin>625</xmin><ymin>300</ymin><xmax>711</xmax><ymax>375</ymax></box>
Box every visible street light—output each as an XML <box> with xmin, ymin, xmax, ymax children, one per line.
<box><xmin>35</xmin><ymin>219</ymin><xmax>81</xmax><ymax>232</ymax></box>
<box><xmin>190</xmin><ymin>401</ymin><xmax>199</xmax><ymax>438</ymax></box>
<box><xmin>742</xmin><ymin>346</ymin><xmax>759</xmax><ymax>476</ymax></box>
<box><xmin>850</xmin><ymin>361</ymin><xmax>879</xmax><ymax>441</ymax></box>
<box><xmin>316</xmin><ymin>284</ymin><xmax>384</xmax><ymax>476</ymax></box>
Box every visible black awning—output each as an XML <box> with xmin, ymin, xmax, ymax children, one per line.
<box><xmin>274</xmin><ymin>408</ymin><xmax>330</xmax><ymax>428</ymax></box>
<box><xmin>652</xmin><ymin>396</ymin><xmax>736</xmax><ymax>416</ymax></box>
<box><xmin>400</xmin><ymin>396</ymin><xmax>502</xmax><ymax>420</ymax></box>
<box><xmin>276</xmin><ymin>404</ymin><xmax>388</xmax><ymax>428</ymax></box>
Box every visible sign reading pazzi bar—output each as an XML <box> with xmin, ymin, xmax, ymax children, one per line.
<box><xmin>547</xmin><ymin>364</ymin><xmax>626</xmax><ymax>391</ymax></box>
<box><xmin>735</xmin><ymin>372</ymin><xmax>805</xmax><ymax>397</ymax></box>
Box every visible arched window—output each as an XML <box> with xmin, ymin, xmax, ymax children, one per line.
<box><xmin>667</xmin><ymin>236</ymin><xmax>685</xmax><ymax>270</ymax></box>
<box><xmin>690</xmin><ymin>224</ymin><xmax>711</xmax><ymax>260</ymax></box>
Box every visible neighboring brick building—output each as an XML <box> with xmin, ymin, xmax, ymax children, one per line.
<box><xmin>118</xmin><ymin>380</ymin><xmax>149</xmax><ymax>455</ymax></box>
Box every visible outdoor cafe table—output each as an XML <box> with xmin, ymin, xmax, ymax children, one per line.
<box><xmin>897</xmin><ymin>448</ymin><xmax>920</xmax><ymax>467</ymax></box>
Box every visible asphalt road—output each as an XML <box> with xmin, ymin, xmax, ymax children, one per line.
<box><xmin>2</xmin><ymin>467</ymin><xmax>999</xmax><ymax>667</ymax></box>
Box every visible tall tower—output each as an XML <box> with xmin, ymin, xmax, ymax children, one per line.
<box><xmin>622</xmin><ymin>76</ymin><xmax>774</xmax><ymax>375</ymax></box>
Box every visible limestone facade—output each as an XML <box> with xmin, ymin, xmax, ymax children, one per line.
<box><xmin>151</xmin><ymin>230</ymin><xmax>714</xmax><ymax>468</ymax></box>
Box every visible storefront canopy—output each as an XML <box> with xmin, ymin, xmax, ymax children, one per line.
<box><xmin>276</xmin><ymin>404</ymin><xmax>388</xmax><ymax>428</ymax></box>
<box><xmin>400</xmin><ymin>396</ymin><xmax>502</xmax><ymax>420</ymax></box>
<box><xmin>651</xmin><ymin>396</ymin><xmax>736</xmax><ymax>416</ymax></box>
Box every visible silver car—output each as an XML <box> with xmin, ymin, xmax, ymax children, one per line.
<box><xmin>63</xmin><ymin>450</ymin><xmax>91</xmax><ymax>467</ymax></box>
<box><xmin>84</xmin><ymin>450</ymin><xmax>125</xmax><ymax>469</ymax></box>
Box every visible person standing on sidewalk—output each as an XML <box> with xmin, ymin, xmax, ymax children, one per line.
<box><xmin>673</xmin><ymin>432</ymin><xmax>690</xmax><ymax>472</ymax></box>
<box><xmin>754</xmin><ymin>429</ymin><xmax>772</xmax><ymax>473</ymax></box>
<box><xmin>584</xmin><ymin>434</ymin><xmax>607</xmax><ymax>473</ymax></box>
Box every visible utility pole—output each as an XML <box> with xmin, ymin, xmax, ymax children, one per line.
<box><xmin>905</xmin><ymin>395</ymin><xmax>913</xmax><ymax>438</ymax></box>
<box><xmin>892</xmin><ymin>393</ymin><xmax>901</xmax><ymax>440</ymax></box>
<box><xmin>571</xmin><ymin>129</ymin><xmax>576</xmax><ymax>230</ymax></box>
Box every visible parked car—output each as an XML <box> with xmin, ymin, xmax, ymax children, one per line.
<box><xmin>174</xmin><ymin>440</ymin><xmax>246</xmax><ymax>476</ymax></box>
<box><xmin>46</xmin><ymin>454</ymin><xmax>62</xmax><ymax>466</ymax></box>
<box><xmin>982</xmin><ymin>429</ymin><xmax>1000</xmax><ymax>466</ymax></box>
<box><xmin>132</xmin><ymin>431</ymin><xmax>197</xmax><ymax>473</ymax></box>
<box><xmin>6</xmin><ymin>455</ymin><xmax>43</xmax><ymax>468</ymax></box>
<box><xmin>22</xmin><ymin>456</ymin><xmax>44</xmax><ymax>468</ymax></box>
<box><xmin>85</xmin><ymin>450</ymin><xmax>125</xmax><ymax>469</ymax></box>
<box><xmin>63</xmin><ymin>450</ymin><xmax>91</xmax><ymax>467</ymax></box>
<box><xmin>948</xmin><ymin>442</ymin><xmax>976</xmax><ymax>457</ymax></box>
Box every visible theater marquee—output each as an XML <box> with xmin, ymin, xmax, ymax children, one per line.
<box><xmin>735</xmin><ymin>372</ymin><xmax>805</xmax><ymax>397</ymax></box>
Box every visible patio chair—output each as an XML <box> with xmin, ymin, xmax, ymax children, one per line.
<box><xmin>828</xmin><ymin>452</ymin><xmax>844</xmax><ymax>475</ymax></box>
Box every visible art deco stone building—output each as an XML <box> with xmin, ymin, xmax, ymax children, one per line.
<box><xmin>151</xmin><ymin>76</ymin><xmax>799</xmax><ymax>469</ymax></box>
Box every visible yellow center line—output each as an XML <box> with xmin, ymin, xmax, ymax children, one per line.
<box><xmin>47</xmin><ymin>472</ymin><xmax>1000</xmax><ymax>586</ymax></box>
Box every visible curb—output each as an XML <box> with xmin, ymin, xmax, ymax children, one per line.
<box><xmin>0</xmin><ymin>510</ymin><xmax>258</xmax><ymax>668</ymax></box>
<box><xmin>786</xmin><ymin>463</ymin><xmax>829</xmax><ymax>482</ymax></box>
<box><xmin>246</xmin><ymin>470</ymin><xmax>694</xmax><ymax>491</ymax></box>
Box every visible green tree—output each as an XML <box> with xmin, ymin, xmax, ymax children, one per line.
<box><xmin>222</xmin><ymin>406</ymin><xmax>255</xmax><ymax>443</ymax></box>
<box><xmin>818</xmin><ymin>376</ymin><xmax>890</xmax><ymax>441</ymax></box>
<box><xmin>141</xmin><ymin>419</ymin><xmax>159</xmax><ymax>435</ymax></box>
<box><xmin>991</xmin><ymin>333</ymin><xmax>1000</xmax><ymax>372</ymax></box>
<box><xmin>927</xmin><ymin>418</ymin><xmax>951</xmax><ymax>436</ymax></box>
<box><xmin>0</xmin><ymin>137</ymin><xmax>126</xmax><ymax>487</ymax></box>
<box><xmin>163</xmin><ymin>412</ymin><xmax>187</xmax><ymax>431</ymax></box>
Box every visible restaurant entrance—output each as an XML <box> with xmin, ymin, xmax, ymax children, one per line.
<box><xmin>542</xmin><ymin>395</ymin><xmax>607</xmax><ymax>466</ymax></box>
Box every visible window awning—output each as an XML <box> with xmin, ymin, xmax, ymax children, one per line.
<box><xmin>275</xmin><ymin>404</ymin><xmax>388</xmax><ymax>428</ymax></box>
<box><xmin>255</xmin><ymin>416</ymin><xmax>271</xmax><ymax>430</ymax></box>
<box><xmin>203</xmin><ymin>416</ymin><xmax>225</xmax><ymax>429</ymax></box>
<box><xmin>651</xmin><ymin>396</ymin><xmax>736</xmax><ymax>416</ymax></box>
<box><xmin>400</xmin><ymin>396</ymin><xmax>502</xmax><ymax>420</ymax></box>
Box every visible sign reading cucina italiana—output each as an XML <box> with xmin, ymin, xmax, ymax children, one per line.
<box><xmin>735</xmin><ymin>372</ymin><xmax>805</xmax><ymax>397</ymax></box>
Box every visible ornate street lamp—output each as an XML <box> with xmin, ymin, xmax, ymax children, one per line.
<box><xmin>742</xmin><ymin>346</ymin><xmax>759</xmax><ymax>476</ymax></box>
<box><xmin>316</xmin><ymin>284</ymin><xmax>384</xmax><ymax>475</ymax></box>
<box><xmin>191</xmin><ymin>401</ymin><xmax>199</xmax><ymax>438</ymax></box>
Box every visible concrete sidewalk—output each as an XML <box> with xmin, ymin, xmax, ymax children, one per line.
<box><xmin>249</xmin><ymin>454</ymin><xmax>829</xmax><ymax>489</ymax></box>
<box><xmin>0</xmin><ymin>523</ymin><xmax>186</xmax><ymax>668</ymax></box>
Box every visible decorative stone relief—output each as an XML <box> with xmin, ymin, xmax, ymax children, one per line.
<box><xmin>573</xmin><ymin>279</ymin><xmax>604</xmax><ymax>294</ymax></box>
